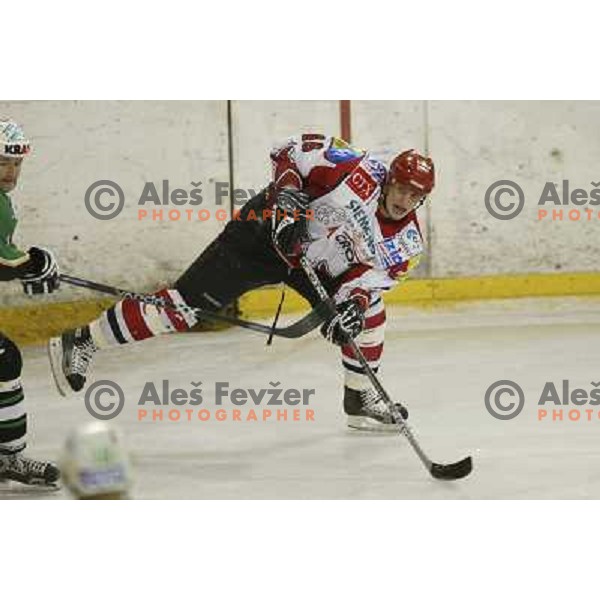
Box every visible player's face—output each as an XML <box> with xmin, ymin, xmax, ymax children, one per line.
<box><xmin>0</xmin><ymin>156</ymin><xmax>23</xmax><ymax>193</ymax></box>
<box><xmin>382</xmin><ymin>182</ymin><xmax>423</xmax><ymax>220</ymax></box>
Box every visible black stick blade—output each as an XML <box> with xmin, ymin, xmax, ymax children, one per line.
<box><xmin>430</xmin><ymin>456</ymin><xmax>473</xmax><ymax>481</ymax></box>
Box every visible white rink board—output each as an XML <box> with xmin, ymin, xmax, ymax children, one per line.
<box><xmin>10</xmin><ymin>296</ymin><xmax>600</xmax><ymax>500</ymax></box>
<box><xmin>429</xmin><ymin>100</ymin><xmax>600</xmax><ymax>277</ymax></box>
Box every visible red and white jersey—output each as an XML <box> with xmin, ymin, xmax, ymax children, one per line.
<box><xmin>270</xmin><ymin>134</ymin><xmax>424</xmax><ymax>303</ymax></box>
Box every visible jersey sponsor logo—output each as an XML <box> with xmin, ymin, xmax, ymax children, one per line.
<box><xmin>397</xmin><ymin>222</ymin><xmax>423</xmax><ymax>257</ymax></box>
<box><xmin>314</xmin><ymin>205</ymin><xmax>347</xmax><ymax>227</ymax></box>
<box><xmin>334</xmin><ymin>231</ymin><xmax>357</xmax><ymax>262</ymax></box>
<box><xmin>348</xmin><ymin>198</ymin><xmax>376</xmax><ymax>257</ymax></box>
<box><xmin>346</xmin><ymin>165</ymin><xmax>377</xmax><ymax>201</ymax></box>
<box><xmin>363</xmin><ymin>158</ymin><xmax>387</xmax><ymax>186</ymax></box>
<box><xmin>377</xmin><ymin>222</ymin><xmax>423</xmax><ymax>268</ymax></box>
<box><xmin>326</xmin><ymin>147</ymin><xmax>360</xmax><ymax>163</ymax></box>
<box><xmin>377</xmin><ymin>237</ymin><xmax>404</xmax><ymax>269</ymax></box>
<box><xmin>325</xmin><ymin>137</ymin><xmax>363</xmax><ymax>164</ymax></box>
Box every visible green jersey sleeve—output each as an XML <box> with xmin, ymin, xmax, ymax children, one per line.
<box><xmin>0</xmin><ymin>189</ymin><xmax>29</xmax><ymax>271</ymax></box>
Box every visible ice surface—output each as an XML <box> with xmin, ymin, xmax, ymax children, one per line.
<box><xmin>7</xmin><ymin>296</ymin><xmax>600</xmax><ymax>499</ymax></box>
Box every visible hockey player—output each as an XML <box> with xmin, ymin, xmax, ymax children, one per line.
<box><xmin>0</xmin><ymin>119</ymin><xmax>60</xmax><ymax>485</ymax></box>
<box><xmin>49</xmin><ymin>134</ymin><xmax>435</xmax><ymax>431</ymax></box>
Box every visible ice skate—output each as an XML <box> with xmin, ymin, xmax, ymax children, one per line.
<box><xmin>48</xmin><ymin>326</ymin><xmax>98</xmax><ymax>396</ymax></box>
<box><xmin>344</xmin><ymin>386</ymin><xmax>409</xmax><ymax>432</ymax></box>
<box><xmin>0</xmin><ymin>452</ymin><xmax>60</xmax><ymax>488</ymax></box>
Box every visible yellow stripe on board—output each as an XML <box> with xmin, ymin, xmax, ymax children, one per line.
<box><xmin>0</xmin><ymin>299</ymin><xmax>114</xmax><ymax>347</ymax></box>
<box><xmin>2</xmin><ymin>272</ymin><xmax>600</xmax><ymax>346</ymax></box>
<box><xmin>238</xmin><ymin>271</ymin><xmax>600</xmax><ymax>316</ymax></box>
<box><xmin>429</xmin><ymin>271</ymin><xmax>600</xmax><ymax>301</ymax></box>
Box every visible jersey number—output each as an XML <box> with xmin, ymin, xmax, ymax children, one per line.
<box><xmin>301</xmin><ymin>133</ymin><xmax>325</xmax><ymax>152</ymax></box>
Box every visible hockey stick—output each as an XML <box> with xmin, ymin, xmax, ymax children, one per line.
<box><xmin>299</xmin><ymin>257</ymin><xmax>473</xmax><ymax>481</ymax></box>
<box><xmin>59</xmin><ymin>273</ymin><xmax>329</xmax><ymax>339</ymax></box>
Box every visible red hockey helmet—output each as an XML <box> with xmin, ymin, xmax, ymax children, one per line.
<box><xmin>389</xmin><ymin>150</ymin><xmax>435</xmax><ymax>195</ymax></box>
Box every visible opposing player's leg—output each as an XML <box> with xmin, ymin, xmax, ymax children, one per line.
<box><xmin>0</xmin><ymin>333</ymin><xmax>59</xmax><ymax>486</ymax></box>
<box><xmin>49</xmin><ymin>191</ymin><xmax>288</xmax><ymax>395</ymax></box>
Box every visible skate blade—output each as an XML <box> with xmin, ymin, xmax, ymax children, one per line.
<box><xmin>47</xmin><ymin>337</ymin><xmax>70</xmax><ymax>397</ymax></box>
<box><xmin>346</xmin><ymin>415</ymin><xmax>400</xmax><ymax>433</ymax></box>
<box><xmin>0</xmin><ymin>479</ymin><xmax>61</xmax><ymax>495</ymax></box>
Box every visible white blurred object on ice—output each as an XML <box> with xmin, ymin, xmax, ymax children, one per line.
<box><xmin>61</xmin><ymin>421</ymin><xmax>132</xmax><ymax>499</ymax></box>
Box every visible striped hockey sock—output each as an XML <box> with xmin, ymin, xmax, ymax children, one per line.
<box><xmin>342</xmin><ymin>296</ymin><xmax>386</xmax><ymax>391</ymax></box>
<box><xmin>0</xmin><ymin>378</ymin><xmax>26</xmax><ymax>455</ymax></box>
<box><xmin>89</xmin><ymin>288</ymin><xmax>199</xmax><ymax>348</ymax></box>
